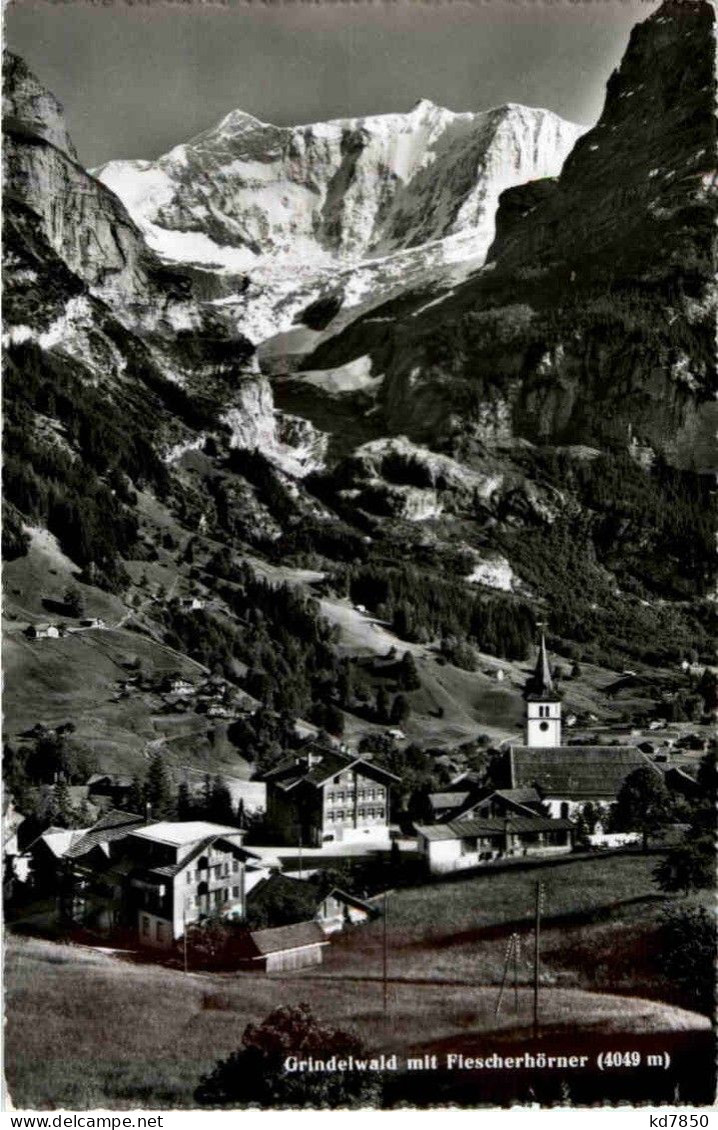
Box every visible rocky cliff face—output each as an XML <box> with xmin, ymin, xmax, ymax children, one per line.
<box><xmin>2</xmin><ymin>52</ymin><xmax>78</xmax><ymax>159</ymax></box>
<box><xmin>300</xmin><ymin>0</ymin><xmax>716</xmax><ymax>469</ymax></box>
<box><xmin>489</xmin><ymin>0</ymin><xmax>716</xmax><ymax>276</ymax></box>
<box><xmin>2</xmin><ymin>52</ymin><xmax>325</xmax><ymax>479</ymax></box>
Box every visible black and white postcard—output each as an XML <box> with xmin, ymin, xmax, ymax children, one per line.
<box><xmin>2</xmin><ymin>0</ymin><xmax>716</xmax><ymax>1112</ymax></box>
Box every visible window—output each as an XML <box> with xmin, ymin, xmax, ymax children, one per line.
<box><xmin>336</xmin><ymin>810</ymin><xmax>345</xmax><ymax>821</ymax></box>
<box><xmin>223</xmin><ymin>863</ymin><xmax>229</xmax><ymax>877</ymax></box>
<box><xmin>141</xmin><ymin>915</ymin><xmax>150</xmax><ymax>937</ymax></box>
<box><xmin>336</xmin><ymin>792</ymin><xmax>344</xmax><ymax>802</ymax></box>
<box><xmin>377</xmin><ymin>809</ymin><xmax>385</xmax><ymax>820</ymax></box>
<box><xmin>232</xmin><ymin>859</ymin><xmax>239</xmax><ymax>873</ymax></box>
<box><xmin>231</xmin><ymin>886</ymin><xmax>240</xmax><ymax>899</ymax></box>
<box><xmin>539</xmin><ymin>721</ymin><xmax>549</xmax><ymax>732</ymax></box>
<box><xmin>213</xmin><ymin>865</ymin><xmax>221</xmax><ymax>879</ymax></box>
<box><xmin>214</xmin><ymin>890</ymin><xmax>223</xmax><ymax>906</ymax></box>
<box><xmin>156</xmin><ymin>921</ymin><xmax>164</xmax><ymax>942</ymax></box>
<box><xmin>186</xmin><ymin>872</ymin><xmax>192</xmax><ymax>884</ymax></box>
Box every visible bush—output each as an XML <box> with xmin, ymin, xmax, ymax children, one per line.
<box><xmin>658</xmin><ymin>905</ymin><xmax>716</xmax><ymax>1015</ymax></box>
<box><xmin>195</xmin><ymin>1003</ymin><xmax>383</xmax><ymax>1107</ymax></box>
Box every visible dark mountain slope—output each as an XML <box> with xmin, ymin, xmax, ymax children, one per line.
<box><xmin>299</xmin><ymin>0</ymin><xmax>716</xmax><ymax>470</ymax></box>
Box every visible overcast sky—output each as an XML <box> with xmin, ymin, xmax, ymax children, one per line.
<box><xmin>6</xmin><ymin>0</ymin><xmax>654</xmax><ymax>168</ymax></box>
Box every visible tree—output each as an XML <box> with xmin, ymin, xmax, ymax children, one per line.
<box><xmin>236</xmin><ymin>798</ymin><xmax>246</xmax><ymax>829</ymax></box>
<box><xmin>210</xmin><ymin>776</ymin><xmax>234</xmax><ymax>825</ymax></box>
<box><xmin>145</xmin><ymin>752</ymin><xmax>175</xmax><ymax>820</ymax></box>
<box><xmin>63</xmin><ymin>587</ymin><xmax>84</xmax><ymax>618</ymax></box>
<box><xmin>195</xmin><ymin>1003</ymin><xmax>383</xmax><ymax>1107</ymax></box>
<box><xmin>653</xmin><ymin>834</ymin><xmax>714</xmax><ymax>894</ymax></box>
<box><xmin>375</xmin><ymin>686</ymin><xmax>391</xmax><ymax>725</ymax></box>
<box><xmin>611</xmin><ymin>766</ymin><xmax>673</xmax><ymax>850</ymax></box>
<box><xmin>53</xmin><ymin>780</ymin><xmax>74</xmax><ymax>827</ymax></box>
<box><xmin>177</xmin><ymin>780</ymin><xmax>193</xmax><ymax>821</ymax></box>
<box><xmin>398</xmin><ymin>651</ymin><xmax>420</xmax><ymax>691</ymax></box>
<box><xmin>658</xmin><ymin>905</ymin><xmax>716</xmax><ymax>1014</ymax></box>
<box><xmin>390</xmin><ymin>694</ymin><xmax>410</xmax><ymax>726</ymax></box>
<box><xmin>127</xmin><ymin>776</ymin><xmax>145</xmax><ymax>815</ymax></box>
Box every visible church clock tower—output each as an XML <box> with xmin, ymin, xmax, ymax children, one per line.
<box><xmin>525</xmin><ymin>634</ymin><xmax>562</xmax><ymax>748</ymax></box>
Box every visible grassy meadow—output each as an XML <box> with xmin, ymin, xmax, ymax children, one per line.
<box><xmin>5</xmin><ymin>853</ymin><xmax>712</xmax><ymax>1109</ymax></box>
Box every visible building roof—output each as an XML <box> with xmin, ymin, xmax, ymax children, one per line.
<box><xmin>40</xmin><ymin>828</ymin><xmax>91</xmax><ymax>859</ymax></box>
<box><xmin>143</xmin><ymin>834</ymin><xmax>260</xmax><ymax>880</ymax></box>
<box><xmin>415</xmin><ymin>814</ymin><xmax>574</xmax><ymax>842</ymax></box>
<box><xmin>509</xmin><ymin>745</ymin><xmax>653</xmax><ymax>799</ymax></box>
<box><xmin>325</xmin><ymin>887</ymin><xmax>378</xmax><ymax>916</ymax></box>
<box><xmin>451</xmin><ymin>788</ymin><xmax>544</xmax><ymax>822</ymax></box>
<box><xmin>263</xmin><ymin>747</ymin><xmax>400</xmax><ymax>792</ymax></box>
<box><xmin>493</xmin><ymin>787</ymin><xmax>543</xmax><ymax>806</ymax></box>
<box><xmin>428</xmin><ymin>792</ymin><xmax>471</xmax><ymax>811</ymax></box>
<box><xmin>130</xmin><ymin>821</ymin><xmax>243</xmax><ymax>847</ymax></box>
<box><xmin>65</xmin><ymin>810</ymin><xmax>145</xmax><ymax>859</ymax></box>
<box><xmin>248</xmin><ymin>920</ymin><xmax>328</xmax><ymax>956</ymax></box>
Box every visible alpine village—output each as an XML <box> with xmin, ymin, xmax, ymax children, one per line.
<box><xmin>2</xmin><ymin>0</ymin><xmax>716</xmax><ymax>1111</ymax></box>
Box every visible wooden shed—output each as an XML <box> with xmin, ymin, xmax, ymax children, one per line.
<box><xmin>242</xmin><ymin>920</ymin><xmax>329</xmax><ymax>972</ymax></box>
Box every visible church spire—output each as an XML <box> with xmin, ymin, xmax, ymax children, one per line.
<box><xmin>533</xmin><ymin>632</ymin><xmax>554</xmax><ymax>698</ymax></box>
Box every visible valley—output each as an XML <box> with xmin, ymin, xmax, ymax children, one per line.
<box><xmin>2</xmin><ymin>0</ymin><xmax>716</xmax><ymax>1112</ymax></box>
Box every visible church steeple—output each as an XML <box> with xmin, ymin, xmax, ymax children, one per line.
<box><xmin>525</xmin><ymin>633</ymin><xmax>562</xmax><ymax>748</ymax></box>
<box><xmin>532</xmin><ymin>633</ymin><xmax>554</xmax><ymax>699</ymax></box>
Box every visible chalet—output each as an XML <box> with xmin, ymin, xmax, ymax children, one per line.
<box><xmin>59</xmin><ymin>814</ymin><xmax>266</xmax><ymax>948</ymax></box>
<box><xmin>415</xmin><ymin>814</ymin><xmax>574</xmax><ymax>875</ymax></box>
<box><xmin>24</xmin><ymin>623</ymin><xmax>60</xmax><ymax>640</ymax></box>
<box><xmin>245</xmin><ymin>871</ymin><xmax>318</xmax><ymax>928</ymax></box>
<box><xmin>179</xmin><ymin>597</ymin><xmax>205</xmax><ymax>612</ymax></box>
<box><xmin>504</xmin><ymin>635</ymin><xmax>652</xmax><ymax>818</ymax></box>
<box><xmin>315</xmin><ymin>887</ymin><xmax>377</xmax><ymax>934</ymax></box>
<box><xmin>238</xmin><ymin>920</ymin><xmax>329</xmax><ymax>971</ymax></box>
<box><xmin>79</xmin><ymin>617</ymin><xmax>105</xmax><ymax>629</ymax></box>
<box><xmin>262</xmin><ymin>744</ymin><xmax>400</xmax><ymax>846</ymax></box>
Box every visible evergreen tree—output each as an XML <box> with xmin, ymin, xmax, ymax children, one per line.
<box><xmin>127</xmin><ymin>775</ymin><xmax>144</xmax><ymax>816</ymax></box>
<box><xmin>53</xmin><ymin>780</ymin><xmax>73</xmax><ymax>827</ymax></box>
<box><xmin>177</xmin><ymin>780</ymin><xmax>192</xmax><ymax>821</ymax></box>
<box><xmin>236</xmin><ymin>798</ymin><xmax>246</xmax><ymax>829</ymax></box>
<box><xmin>376</xmin><ymin>686</ymin><xmax>391</xmax><ymax>724</ymax></box>
<box><xmin>398</xmin><ymin>651</ymin><xmax>421</xmax><ymax>691</ymax></box>
<box><xmin>63</xmin><ymin>587</ymin><xmax>84</xmax><ymax>618</ymax></box>
<box><xmin>390</xmin><ymin>694</ymin><xmax>410</xmax><ymax>726</ymax></box>
<box><xmin>210</xmin><ymin>776</ymin><xmax>234</xmax><ymax>825</ymax></box>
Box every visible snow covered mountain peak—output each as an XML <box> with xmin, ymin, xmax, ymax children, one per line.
<box><xmin>94</xmin><ymin>98</ymin><xmax>586</xmax><ymax>341</ymax></box>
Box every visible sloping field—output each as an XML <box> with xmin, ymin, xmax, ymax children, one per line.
<box><xmin>5</xmin><ymin>933</ymin><xmax>709</xmax><ymax>1110</ymax></box>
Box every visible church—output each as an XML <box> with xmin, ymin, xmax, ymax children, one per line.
<box><xmin>506</xmin><ymin>635</ymin><xmax>652</xmax><ymax>819</ymax></box>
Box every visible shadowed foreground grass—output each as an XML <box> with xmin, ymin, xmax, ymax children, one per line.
<box><xmin>5</xmin><ymin>936</ymin><xmax>710</xmax><ymax>1106</ymax></box>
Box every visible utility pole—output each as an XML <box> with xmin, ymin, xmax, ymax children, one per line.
<box><xmin>514</xmin><ymin>932</ymin><xmax>520</xmax><ymax>1014</ymax></box>
<box><xmin>383</xmin><ymin>890</ymin><xmax>388</xmax><ymax>1017</ymax></box>
<box><xmin>533</xmin><ymin>881</ymin><xmax>543</xmax><ymax>1040</ymax></box>
<box><xmin>183</xmin><ymin>904</ymin><xmax>189</xmax><ymax>975</ymax></box>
